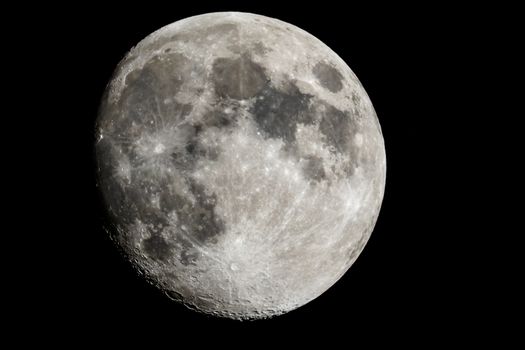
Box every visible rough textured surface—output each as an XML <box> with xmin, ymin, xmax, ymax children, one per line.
<box><xmin>95</xmin><ymin>12</ymin><xmax>386</xmax><ymax>320</ymax></box>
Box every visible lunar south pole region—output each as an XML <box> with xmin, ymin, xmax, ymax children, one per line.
<box><xmin>95</xmin><ymin>12</ymin><xmax>386</xmax><ymax>320</ymax></box>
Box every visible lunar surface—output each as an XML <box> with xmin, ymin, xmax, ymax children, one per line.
<box><xmin>95</xmin><ymin>12</ymin><xmax>386</xmax><ymax>319</ymax></box>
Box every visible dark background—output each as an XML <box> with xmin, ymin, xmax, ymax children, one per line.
<box><xmin>20</xmin><ymin>1</ymin><xmax>512</xmax><ymax>342</ymax></box>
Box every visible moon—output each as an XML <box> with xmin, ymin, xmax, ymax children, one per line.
<box><xmin>95</xmin><ymin>12</ymin><xmax>386</xmax><ymax>320</ymax></box>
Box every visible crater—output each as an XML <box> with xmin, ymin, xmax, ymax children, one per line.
<box><xmin>313</xmin><ymin>62</ymin><xmax>344</xmax><ymax>93</ymax></box>
<box><xmin>180</xmin><ymin>249</ymin><xmax>199</xmax><ymax>266</ymax></box>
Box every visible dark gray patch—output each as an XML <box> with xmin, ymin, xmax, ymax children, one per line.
<box><xmin>313</xmin><ymin>62</ymin><xmax>344</xmax><ymax>93</ymax></box>
<box><xmin>351</xmin><ymin>92</ymin><xmax>361</xmax><ymax>105</ymax></box>
<box><xmin>251</xmin><ymin>42</ymin><xmax>270</xmax><ymax>55</ymax></box>
<box><xmin>341</xmin><ymin>160</ymin><xmax>357</xmax><ymax>177</ymax></box>
<box><xmin>186</xmin><ymin>180</ymin><xmax>225</xmax><ymax>242</ymax></box>
<box><xmin>183</xmin><ymin>138</ymin><xmax>199</xmax><ymax>159</ymax></box>
<box><xmin>251</xmin><ymin>83</ymin><xmax>313</xmax><ymax>145</ymax></box>
<box><xmin>302</xmin><ymin>155</ymin><xmax>326</xmax><ymax>182</ymax></box>
<box><xmin>176</xmin><ymin>133</ymin><xmax>218</xmax><ymax>165</ymax></box>
<box><xmin>159</xmin><ymin>179</ymin><xmax>224</xmax><ymax>245</ymax></box>
<box><xmin>226</xmin><ymin>44</ymin><xmax>243</xmax><ymax>55</ymax></box>
<box><xmin>201</xmin><ymin>110</ymin><xmax>233</xmax><ymax>129</ymax></box>
<box><xmin>124</xmin><ymin>53</ymin><xmax>189</xmax><ymax>100</ymax></box>
<box><xmin>318</xmin><ymin>104</ymin><xmax>353</xmax><ymax>154</ymax></box>
<box><xmin>350</xmin><ymin>92</ymin><xmax>365</xmax><ymax>121</ymax></box>
<box><xmin>170</xmin><ymin>146</ymin><xmax>197</xmax><ymax>172</ymax></box>
<box><xmin>316</xmin><ymin>103</ymin><xmax>362</xmax><ymax>176</ymax></box>
<box><xmin>109</xmin><ymin>53</ymin><xmax>193</xmax><ymax>149</ymax></box>
<box><xmin>212</xmin><ymin>55</ymin><xmax>268</xmax><ymax>100</ymax></box>
<box><xmin>125</xmin><ymin>180</ymin><xmax>173</xmax><ymax>229</ymax></box>
<box><xmin>142</xmin><ymin>235</ymin><xmax>172</xmax><ymax>261</ymax></box>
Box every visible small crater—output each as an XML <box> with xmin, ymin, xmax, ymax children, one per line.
<box><xmin>313</xmin><ymin>62</ymin><xmax>344</xmax><ymax>93</ymax></box>
<box><xmin>180</xmin><ymin>249</ymin><xmax>198</xmax><ymax>266</ymax></box>
<box><xmin>185</xmin><ymin>142</ymin><xmax>196</xmax><ymax>155</ymax></box>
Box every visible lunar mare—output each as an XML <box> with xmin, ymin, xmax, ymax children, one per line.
<box><xmin>96</xmin><ymin>12</ymin><xmax>386</xmax><ymax>319</ymax></box>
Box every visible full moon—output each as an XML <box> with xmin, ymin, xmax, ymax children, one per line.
<box><xmin>95</xmin><ymin>12</ymin><xmax>386</xmax><ymax>319</ymax></box>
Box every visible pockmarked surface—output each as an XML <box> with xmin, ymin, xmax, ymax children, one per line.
<box><xmin>96</xmin><ymin>12</ymin><xmax>386</xmax><ymax>319</ymax></box>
